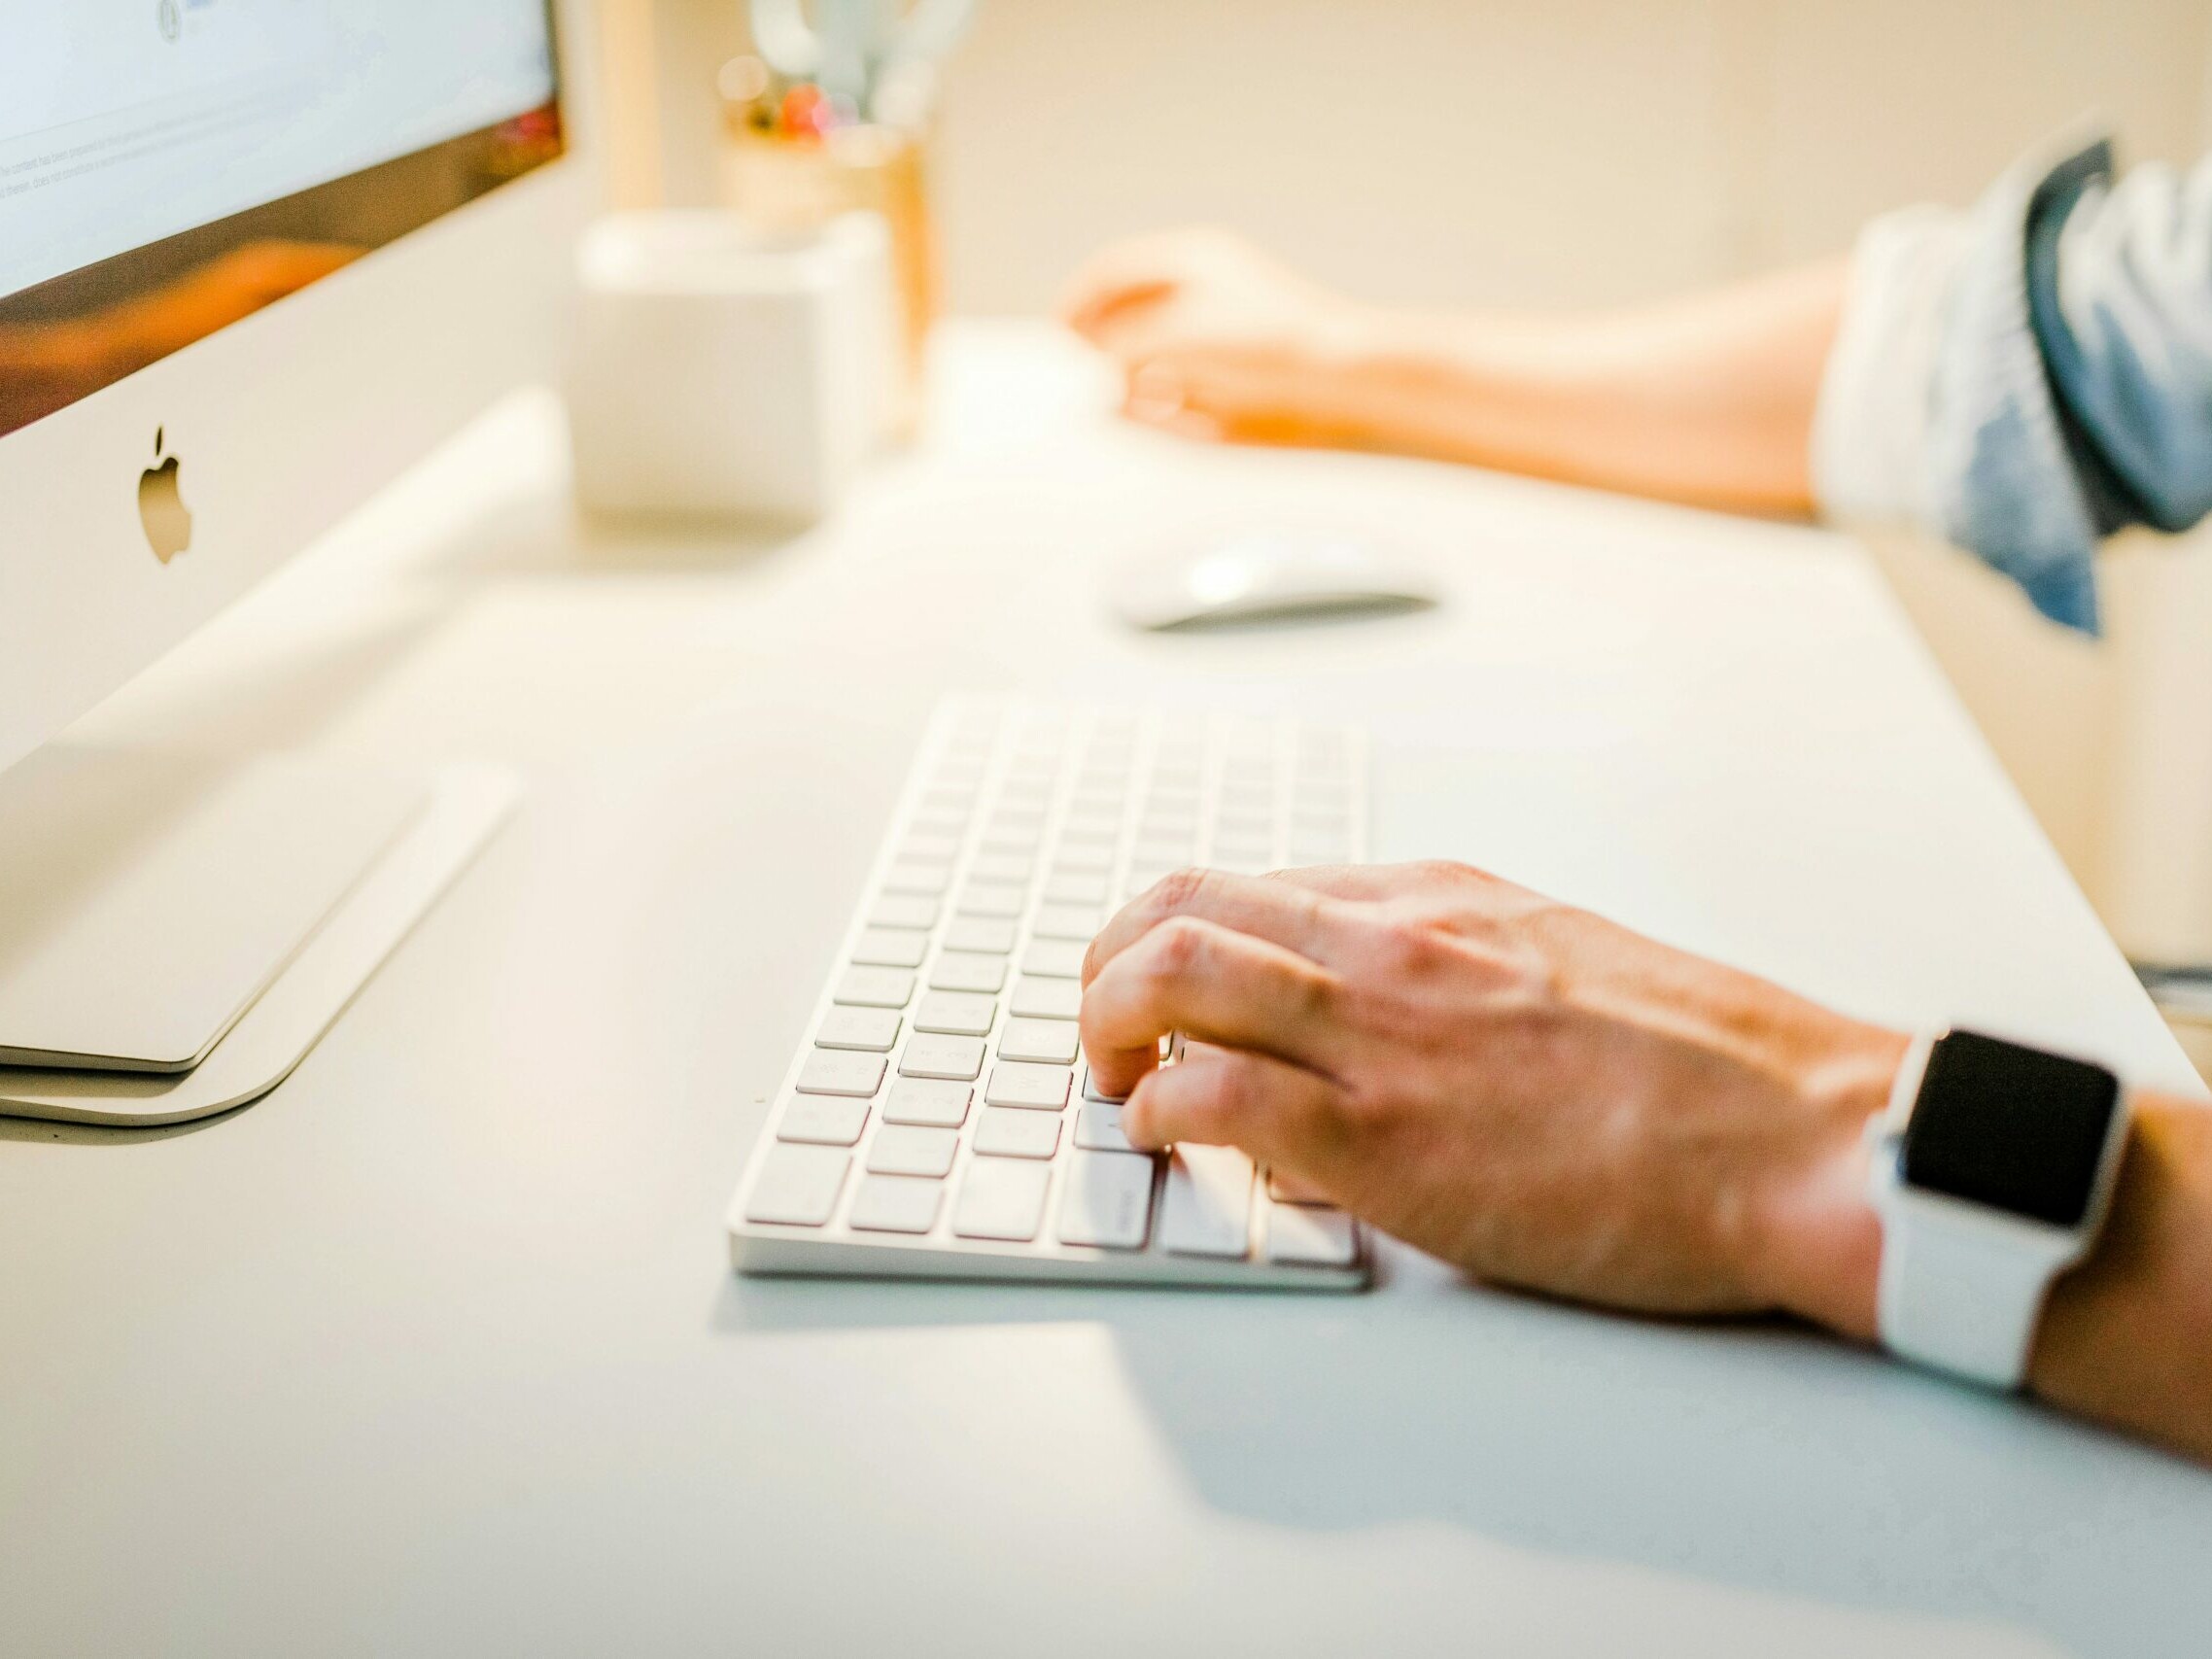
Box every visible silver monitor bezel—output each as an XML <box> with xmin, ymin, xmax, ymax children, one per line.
<box><xmin>0</xmin><ymin>0</ymin><xmax>599</xmax><ymax>778</ymax></box>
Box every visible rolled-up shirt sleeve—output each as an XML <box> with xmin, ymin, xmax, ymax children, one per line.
<box><xmin>1812</xmin><ymin>133</ymin><xmax>2212</xmax><ymax>634</ymax></box>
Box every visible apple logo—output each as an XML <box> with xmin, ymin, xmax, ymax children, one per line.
<box><xmin>138</xmin><ymin>427</ymin><xmax>191</xmax><ymax>565</ymax></box>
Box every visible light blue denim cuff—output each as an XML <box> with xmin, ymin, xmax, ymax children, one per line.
<box><xmin>1925</xmin><ymin>136</ymin><xmax>2116</xmax><ymax>635</ymax></box>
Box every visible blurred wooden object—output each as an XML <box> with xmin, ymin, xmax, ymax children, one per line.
<box><xmin>597</xmin><ymin>0</ymin><xmax>667</xmax><ymax>207</ymax></box>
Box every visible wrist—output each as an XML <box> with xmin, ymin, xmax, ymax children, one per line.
<box><xmin>2026</xmin><ymin>1095</ymin><xmax>2212</xmax><ymax>1458</ymax></box>
<box><xmin>1750</xmin><ymin>1020</ymin><xmax>1909</xmax><ymax>1341</ymax></box>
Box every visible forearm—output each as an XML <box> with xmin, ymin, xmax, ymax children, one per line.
<box><xmin>1324</xmin><ymin>259</ymin><xmax>1849</xmax><ymax>516</ymax></box>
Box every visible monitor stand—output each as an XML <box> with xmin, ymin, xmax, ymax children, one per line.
<box><xmin>0</xmin><ymin>749</ymin><xmax>516</xmax><ymax>1126</ymax></box>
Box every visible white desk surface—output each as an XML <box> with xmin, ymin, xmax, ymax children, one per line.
<box><xmin>4</xmin><ymin>325</ymin><xmax>2207</xmax><ymax>1658</ymax></box>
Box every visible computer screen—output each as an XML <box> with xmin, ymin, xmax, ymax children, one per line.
<box><xmin>0</xmin><ymin>1</ymin><xmax>561</xmax><ymax>436</ymax></box>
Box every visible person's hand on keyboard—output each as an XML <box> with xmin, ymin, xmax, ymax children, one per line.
<box><xmin>1080</xmin><ymin>861</ymin><xmax>1907</xmax><ymax>1325</ymax></box>
<box><xmin>1080</xmin><ymin>861</ymin><xmax>2212</xmax><ymax>1469</ymax></box>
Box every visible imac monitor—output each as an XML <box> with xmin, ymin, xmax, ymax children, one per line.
<box><xmin>0</xmin><ymin>0</ymin><xmax>590</xmax><ymax>778</ymax></box>
<box><xmin>0</xmin><ymin>3</ymin><xmax>592</xmax><ymax>1112</ymax></box>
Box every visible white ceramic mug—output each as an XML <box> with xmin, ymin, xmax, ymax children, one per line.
<box><xmin>566</xmin><ymin>210</ymin><xmax>893</xmax><ymax>521</ymax></box>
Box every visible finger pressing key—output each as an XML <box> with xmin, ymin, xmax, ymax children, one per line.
<box><xmin>1079</xmin><ymin>915</ymin><xmax>1339</xmax><ymax>1099</ymax></box>
<box><xmin>1121</xmin><ymin>1044</ymin><xmax>1343</xmax><ymax>1170</ymax></box>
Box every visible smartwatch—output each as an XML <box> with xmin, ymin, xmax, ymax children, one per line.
<box><xmin>1864</xmin><ymin>1028</ymin><xmax>2131</xmax><ymax>1389</ymax></box>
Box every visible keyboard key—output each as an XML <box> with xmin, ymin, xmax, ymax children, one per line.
<box><xmin>953</xmin><ymin>1158</ymin><xmax>1052</xmax><ymax>1240</ymax></box>
<box><xmin>881</xmin><ymin>861</ymin><xmax>951</xmax><ymax>896</ymax></box>
<box><xmin>1160</xmin><ymin>1145</ymin><xmax>1254</xmax><ymax>1258</ymax></box>
<box><xmin>1042</xmin><ymin>872</ymin><xmax>1109</xmax><ymax>905</ymax></box>
<box><xmin>914</xmin><ymin>990</ymin><xmax>997</xmax><ymax>1036</ymax></box>
<box><xmin>942</xmin><ymin>916</ymin><xmax>1017</xmax><ymax>955</ymax></box>
<box><xmin>1266</xmin><ymin>1167</ymin><xmax>1331</xmax><ymax>1204</ymax></box>
<box><xmin>848</xmin><ymin>1174</ymin><xmax>943</xmax><ymax>1234</ymax></box>
<box><xmin>881</xmin><ymin>1077</ymin><xmax>972</xmax><ymax>1128</ymax></box>
<box><xmin>899</xmin><ymin>1034</ymin><xmax>986</xmax><ymax>1081</ymax></box>
<box><xmin>1081</xmin><ymin>1066</ymin><xmax>1124</xmax><ymax>1103</ymax></box>
<box><xmin>1021</xmin><ymin>939</ymin><xmax>1088</xmax><ymax>979</ymax></box>
<box><xmin>1053</xmin><ymin>844</ymin><xmax>1114</xmax><ymax>872</ymax></box>
<box><xmin>815</xmin><ymin>1007</ymin><xmax>901</xmax><ymax>1052</ymax></box>
<box><xmin>867</xmin><ymin>1124</ymin><xmax>960</xmax><ymax>1178</ymax></box>
<box><xmin>866</xmin><ymin>894</ymin><xmax>940</xmax><ymax>931</ymax></box>
<box><xmin>1264</xmin><ymin>1202</ymin><xmax>1358</xmax><ymax>1266</ymax></box>
<box><xmin>1057</xmin><ymin>1151</ymin><xmax>1156</xmax><ymax>1249</ymax></box>
<box><xmin>1010</xmin><ymin>977</ymin><xmax>1081</xmax><ymax>1020</ymax></box>
<box><xmin>970</xmin><ymin>853</ymin><xmax>1033</xmax><ymax>884</ymax></box>
<box><xmin>972</xmin><ymin>1105</ymin><xmax>1062</xmax><ymax>1158</ymax></box>
<box><xmin>834</xmin><ymin>966</ymin><xmax>914</xmax><ymax>1008</ymax></box>
<box><xmin>796</xmin><ymin>1050</ymin><xmax>885</xmax><ymax>1097</ymax></box>
<box><xmin>1032</xmin><ymin>905</ymin><xmax>1100</xmax><ymax>941</ymax></box>
<box><xmin>743</xmin><ymin>1144</ymin><xmax>849</xmax><ymax>1226</ymax></box>
<box><xmin>777</xmin><ymin>1094</ymin><xmax>870</xmax><ymax>1146</ymax></box>
<box><xmin>956</xmin><ymin>881</ymin><xmax>1027</xmax><ymax>918</ymax></box>
<box><xmin>899</xmin><ymin>834</ymin><xmax>963</xmax><ymax>866</ymax></box>
<box><xmin>1075</xmin><ymin>1100</ymin><xmax>1134</xmax><ymax>1152</ymax></box>
<box><xmin>985</xmin><ymin>1060</ymin><xmax>1072</xmax><ymax>1109</ymax></box>
<box><xmin>999</xmin><ymin>1018</ymin><xmax>1080</xmax><ymax>1065</ymax></box>
<box><xmin>852</xmin><ymin>928</ymin><xmax>927</xmax><ymax>968</ymax></box>
<box><xmin>929</xmin><ymin>951</ymin><xmax>1007</xmax><ymax>994</ymax></box>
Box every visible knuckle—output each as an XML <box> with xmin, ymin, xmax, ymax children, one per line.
<box><xmin>1149</xmin><ymin>865</ymin><xmax>1212</xmax><ymax>916</ymax></box>
<box><xmin>1275</xmin><ymin>879</ymin><xmax>1327</xmax><ymax>933</ymax></box>
<box><xmin>1410</xmin><ymin>857</ymin><xmax>1480</xmax><ymax>888</ymax></box>
<box><xmin>1367</xmin><ymin>911</ymin><xmax>1446</xmax><ymax>977</ymax></box>
<box><xmin>1146</xmin><ymin>914</ymin><xmax>1211</xmax><ymax>981</ymax></box>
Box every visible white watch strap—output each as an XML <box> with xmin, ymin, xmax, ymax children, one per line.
<box><xmin>1875</xmin><ymin>1190</ymin><xmax>2060</xmax><ymax>1389</ymax></box>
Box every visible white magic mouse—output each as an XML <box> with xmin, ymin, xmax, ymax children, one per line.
<box><xmin>1112</xmin><ymin>533</ymin><xmax>1442</xmax><ymax>631</ymax></box>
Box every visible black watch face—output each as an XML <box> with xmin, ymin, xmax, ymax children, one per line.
<box><xmin>1900</xmin><ymin>1030</ymin><xmax>2121</xmax><ymax>1227</ymax></box>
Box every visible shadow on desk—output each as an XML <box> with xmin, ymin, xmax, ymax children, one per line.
<box><xmin>713</xmin><ymin>1241</ymin><xmax>2204</xmax><ymax>1659</ymax></box>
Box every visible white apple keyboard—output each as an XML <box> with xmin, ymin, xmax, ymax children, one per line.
<box><xmin>727</xmin><ymin>698</ymin><xmax>1372</xmax><ymax>1290</ymax></box>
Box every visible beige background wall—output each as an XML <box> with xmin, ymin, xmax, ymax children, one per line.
<box><xmin>629</xmin><ymin>0</ymin><xmax>2212</xmax><ymax>958</ymax></box>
